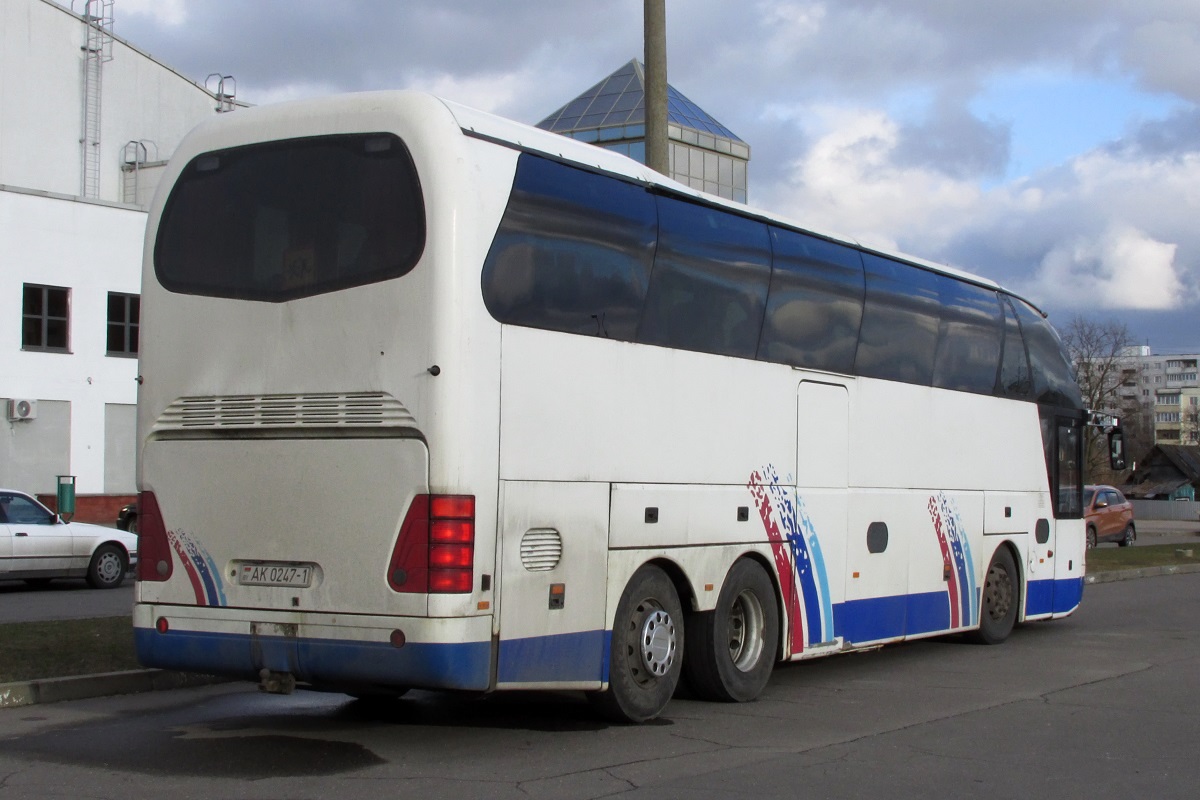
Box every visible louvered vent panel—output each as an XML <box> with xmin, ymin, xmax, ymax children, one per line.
<box><xmin>520</xmin><ymin>529</ymin><xmax>562</xmax><ymax>572</ymax></box>
<box><xmin>154</xmin><ymin>392</ymin><xmax>416</xmax><ymax>431</ymax></box>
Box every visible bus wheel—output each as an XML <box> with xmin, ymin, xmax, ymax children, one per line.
<box><xmin>969</xmin><ymin>546</ymin><xmax>1018</xmax><ymax>645</ymax></box>
<box><xmin>684</xmin><ymin>558</ymin><xmax>778</xmax><ymax>702</ymax></box>
<box><xmin>591</xmin><ymin>565</ymin><xmax>684</xmax><ymax>723</ymax></box>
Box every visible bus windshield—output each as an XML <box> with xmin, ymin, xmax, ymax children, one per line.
<box><xmin>155</xmin><ymin>133</ymin><xmax>425</xmax><ymax>302</ymax></box>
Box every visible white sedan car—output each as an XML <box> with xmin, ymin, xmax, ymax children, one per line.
<box><xmin>0</xmin><ymin>488</ymin><xmax>139</xmax><ymax>589</ymax></box>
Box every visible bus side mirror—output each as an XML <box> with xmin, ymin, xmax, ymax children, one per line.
<box><xmin>1109</xmin><ymin>431</ymin><xmax>1126</xmax><ymax>471</ymax></box>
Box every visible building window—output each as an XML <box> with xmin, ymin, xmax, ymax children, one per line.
<box><xmin>22</xmin><ymin>284</ymin><xmax>70</xmax><ymax>352</ymax></box>
<box><xmin>107</xmin><ymin>292</ymin><xmax>140</xmax><ymax>356</ymax></box>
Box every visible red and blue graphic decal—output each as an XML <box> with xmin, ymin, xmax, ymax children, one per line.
<box><xmin>167</xmin><ymin>529</ymin><xmax>226</xmax><ymax>607</ymax></box>
<box><xmin>927</xmin><ymin>493</ymin><xmax>977</xmax><ymax>627</ymax></box>
<box><xmin>749</xmin><ymin>465</ymin><xmax>833</xmax><ymax>654</ymax></box>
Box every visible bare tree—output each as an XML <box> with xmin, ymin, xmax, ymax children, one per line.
<box><xmin>1184</xmin><ymin>403</ymin><xmax>1200</xmax><ymax>446</ymax></box>
<box><xmin>1059</xmin><ymin>316</ymin><xmax>1138</xmax><ymax>482</ymax></box>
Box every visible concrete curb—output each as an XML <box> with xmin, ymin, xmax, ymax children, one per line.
<box><xmin>1085</xmin><ymin>562</ymin><xmax>1200</xmax><ymax>584</ymax></box>
<box><xmin>0</xmin><ymin>669</ymin><xmax>228</xmax><ymax>709</ymax></box>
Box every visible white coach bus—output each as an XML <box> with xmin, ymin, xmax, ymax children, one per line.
<box><xmin>134</xmin><ymin>91</ymin><xmax>1092</xmax><ymax>722</ymax></box>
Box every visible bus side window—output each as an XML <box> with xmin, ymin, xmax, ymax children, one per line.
<box><xmin>759</xmin><ymin>228</ymin><xmax>864</xmax><ymax>374</ymax></box>
<box><xmin>638</xmin><ymin>195</ymin><xmax>770</xmax><ymax>359</ymax></box>
<box><xmin>997</xmin><ymin>295</ymin><xmax>1032</xmax><ymax>398</ymax></box>
<box><xmin>481</xmin><ymin>155</ymin><xmax>655</xmax><ymax>341</ymax></box>
<box><xmin>1014</xmin><ymin>300</ymin><xmax>1084</xmax><ymax>409</ymax></box>
<box><xmin>855</xmin><ymin>253</ymin><xmax>940</xmax><ymax>386</ymax></box>
<box><xmin>931</xmin><ymin>278</ymin><xmax>1002</xmax><ymax>394</ymax></box>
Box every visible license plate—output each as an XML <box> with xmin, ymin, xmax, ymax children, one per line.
<box><xmin>239</xmin><ymin>562</ymin><xmax>313</xmax><ymax>588</ymax></box>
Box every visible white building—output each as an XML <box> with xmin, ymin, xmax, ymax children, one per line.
<box><xmin>1115</xmin><ymin>347</ymin><xmax>1200</xmax><ymax>445</ymax></box>
<box><xmin>1</xmin><ymin>0</ymin><xmax>235</xmax><ymax>502</ymax></box>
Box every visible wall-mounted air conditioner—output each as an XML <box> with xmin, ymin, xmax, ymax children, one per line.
<box><xmin>6</xmin><ymin>399</ymin><xmax>37</xmax><ymax>421</ymax></box>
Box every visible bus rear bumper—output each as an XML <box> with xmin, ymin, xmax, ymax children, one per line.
<box><xmin>132</xmin><ymin>604</ymin><xmax>493</xmax><ymax>692</ymax></box>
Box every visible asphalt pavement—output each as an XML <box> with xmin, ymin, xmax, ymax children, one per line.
<box><xmin>0</xmin><ymin>578</ymin><xmax>134</xmax><ymax>623</ymax></box>
<box><xmin>2</xmin><ymin>572</ymin><xmax>1199</xmax><ymax>799</ymax></box>
<box><xmin>1123</xmin><ymin>518</ymin><xmax>1200</xmax><ymax>546</ymax></box>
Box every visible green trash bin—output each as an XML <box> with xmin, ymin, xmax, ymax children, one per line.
<box><xmin>56</xmin><ymin>475</ymin><xmax>76</xmax><ymax>519</ymax></box>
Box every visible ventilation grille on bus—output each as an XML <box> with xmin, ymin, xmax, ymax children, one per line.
<box><xmin>154</xmin><ymin>392</ymin><xmax>417</xmax><ymax>432</ymax></box>
<box><xmin>520</xmin><ymin>529</ymin><xmax>562</xmax><ymax>572</ymax></box>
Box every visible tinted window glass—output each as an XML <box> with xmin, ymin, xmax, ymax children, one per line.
<box><xmin>856</xmin><ymin>254</ymin><xmax>940</xmax><ymax>385</ymax></box>
<box><xmin>1014</xmin><ymin>300</ymin><xmax>1084</xmax><ymax>409</ymax></box>
<box><xmin>482</xmin><ymin>155</ymin><xmax>655</xmax><ymax>340</ymax></box>
<box><xmin>932</xmin><ymin>278</ymin><xmax>1002</xmax><ymax>394</ymax></box>
<box><xmin>156</xmin><ymin>134</ymin><xmax>425</xmax><ymax>302</ymax></box>
<box><xmin>638</xmin><ymin>196</ymin><xmax>770</xmax><ymax>358</ymax></box>
<box><xmin>1056</xmin><ymin>418</ymin><xmax>1083</xmax><ymax>517</ymax></box>
<box><xmin>998</xmin><ymin>296</ymin><xmax>1032</xmax><ymax>399</ymax></box>
<box><xmin>760</xmin><ymin>229</ymin><xmax>864</xmax><ymax>373</ymax></box>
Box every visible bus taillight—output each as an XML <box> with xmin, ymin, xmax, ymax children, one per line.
<box><xmin>136</xmin><ymin>491</ymin><xmax>173</xmax><ymax>582</ymax></box>
<box><xmin>388</xmin><ymin>494</ymin><xmax>475</xmax><ymax>594</ymax></box>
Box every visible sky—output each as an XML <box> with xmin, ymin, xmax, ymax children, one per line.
<box><xmin>114</xmin><ymin>0</ymin><xmax>1200</xmax><ymax>352</ymax></box>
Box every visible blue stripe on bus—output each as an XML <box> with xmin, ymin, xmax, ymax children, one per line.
<box><xmin>497</xmin><ymin>630</ymin><xmax>610</xmax><ymax>684</ymax></box>
<box><xmin>136</xmin><ymin>579</ymin><xmax>1085</xmax><ymax>691</ymax></box>
<box><xmin>1026</xmin><ymin>577</ymin><xmax>1084</xmax><ymax>616</ymax></box>
<box><xmin>134</xmin><ymin>627</ymin><xmax>491</xmax><ymax>691</ymax></box>
<box><xmin>832</xmin><ymin>591</ymin><xmax>953</xmax><ymax>644</ymax></box>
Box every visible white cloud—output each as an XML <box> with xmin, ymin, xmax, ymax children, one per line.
<box><xmin>118</xmin><ymin>0</ymin><xmax>187</xmax><ymax>28</ymax></box>
<box><xmin>247</xmin><ymin>81</ymin><xmax>344</xmax><ymax>108</ymax></box>
<box><xmin>763</xmin><ymin>106</ymin><xmax>982</xmax><ymax>251</ymax></box>
<box><xmin>420</xmin><ymin>69</ymin><xmax>529</xmax><ymax>116</ymax></box>
<box><xmin>1029</xmin><ymin>226</ymin><xmax>1184</xmax><ymax>310</ymax></box>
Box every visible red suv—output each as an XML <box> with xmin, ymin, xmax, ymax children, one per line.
<box><xmin>1083</xmin><ymin>485</ymin><xmax>1136</xmax><ymax>548</ymax></box>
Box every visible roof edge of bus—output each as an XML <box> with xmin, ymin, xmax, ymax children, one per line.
<box><xmin>431</xmin><ymin>94</ymin><xmax>1050</xmax><ymax>311</ymax></box>
<box><xmin>197</xmin><ymin>90</ymin><xmax>1039</xmax><ymax>314</ymax></box>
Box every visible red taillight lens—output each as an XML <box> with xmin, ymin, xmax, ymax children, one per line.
<box><xmin>387</xmin><ymin>494</ymin><xmax>475</xmax><ymax>594</ymax></box>
<box><xmin>429</xmin><ymin>569</ymin><xmax>473</xmax><ymax>593</ymax></box>
<box><xmin>431</xmin><ymin>495</ymin><xmax>474</xmax><ymax>519</ymax></box>
<box><xmin>431</xmin><ymin>520</ymin><xmax>472</xmax><ymax>543</ymax></box>
<box><xmin>136</xmin><ymin>491</ymin><xmax>173</xmax><ymax>583</ymax></box>
<box><xmin>430</xmin><ymin>544</ymin><xmax>473</xmax><ymax>568</ymax></box>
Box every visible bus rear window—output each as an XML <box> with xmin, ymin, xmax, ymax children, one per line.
<box><xmin>155</xmin><ymin>133</ymin><xmax>425</xmax><ymax>302</ymax></box>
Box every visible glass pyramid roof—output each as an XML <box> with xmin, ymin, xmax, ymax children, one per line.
<box><xmin>537</xmin><ymin>59</ymin><xmax>743</xmax><ymax>143</ymax></box>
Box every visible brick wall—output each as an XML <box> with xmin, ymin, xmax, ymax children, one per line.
<box><xmin>37</xmin><ymin>494</ymin><xmax>136</xmax><ymax>526</ymax></box>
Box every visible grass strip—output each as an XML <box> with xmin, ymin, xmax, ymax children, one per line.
<box><xmin>0</xmin><ymin>616</ymin><xmax>140</xmax><ymax>684</ymax></box>
<box><xmin>1086</xmin><ymin>543</ymin><xmax>1199</xmax><ymax>573</ymax></box>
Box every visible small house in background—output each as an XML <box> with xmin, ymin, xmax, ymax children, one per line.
<box><xmin>1124</xmin><ymin>445</ymin><xmax>1200</xmax><ymax>501</ymax></box>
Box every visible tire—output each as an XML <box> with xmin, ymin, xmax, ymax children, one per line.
<box><xmin>127</xmin><ymin>515</ymin><xmax>139</xmax><ymax>535</ymax></box>
<box><xmin>684</xmin><ymin>558</ymin><xmax>779</xmax><ymax>702</ymax></box>
<box><xmin>591</xmin><ymin>565</ymin><xmax>684</xmax><ymax>723</ymax></box>
<box><xmin>1085</xmin><ymin>526</ymin><xmax>1097</xmax><ymax>550</ymax></box>
<box><xmin>87</xmin><ymin>544</ymin><xmax>128</xmax><ymax>589</ymax></box>
<box><xmin>969</xmin><ymin>546</ymin><xmax>1018</xmax><ymax>645</ymax></box>
<box><xmin>1118</xmin><ymin>524</ymin><xmax>1135</xmax><ymax>548</ymax></box>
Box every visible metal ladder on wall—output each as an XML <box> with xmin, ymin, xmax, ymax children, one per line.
<box><xmin>78</xmin><ymin>0</ymin><xmax>114</xmax><ymax>199</ymax></box>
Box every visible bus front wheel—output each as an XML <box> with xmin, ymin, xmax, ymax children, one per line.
<box><xmin>970</xmin><ymin>546</ymin><xmax>1018</xmax><ymax>645</ymax></box>
<box><xmin>684</xmin><ymin>558</ymin><xmax>779</xmax><ymax>702</ymax></box>
<box><xmin>591</xmin><ymin>565</ymin><xmax>684</xmax><ymax>723</ymax></box>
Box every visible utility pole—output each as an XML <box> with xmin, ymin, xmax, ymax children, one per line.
<box><xmin>644</xmin><ymin>0</ymin><xmax>668</xmax><ymax>175</ymax></box>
